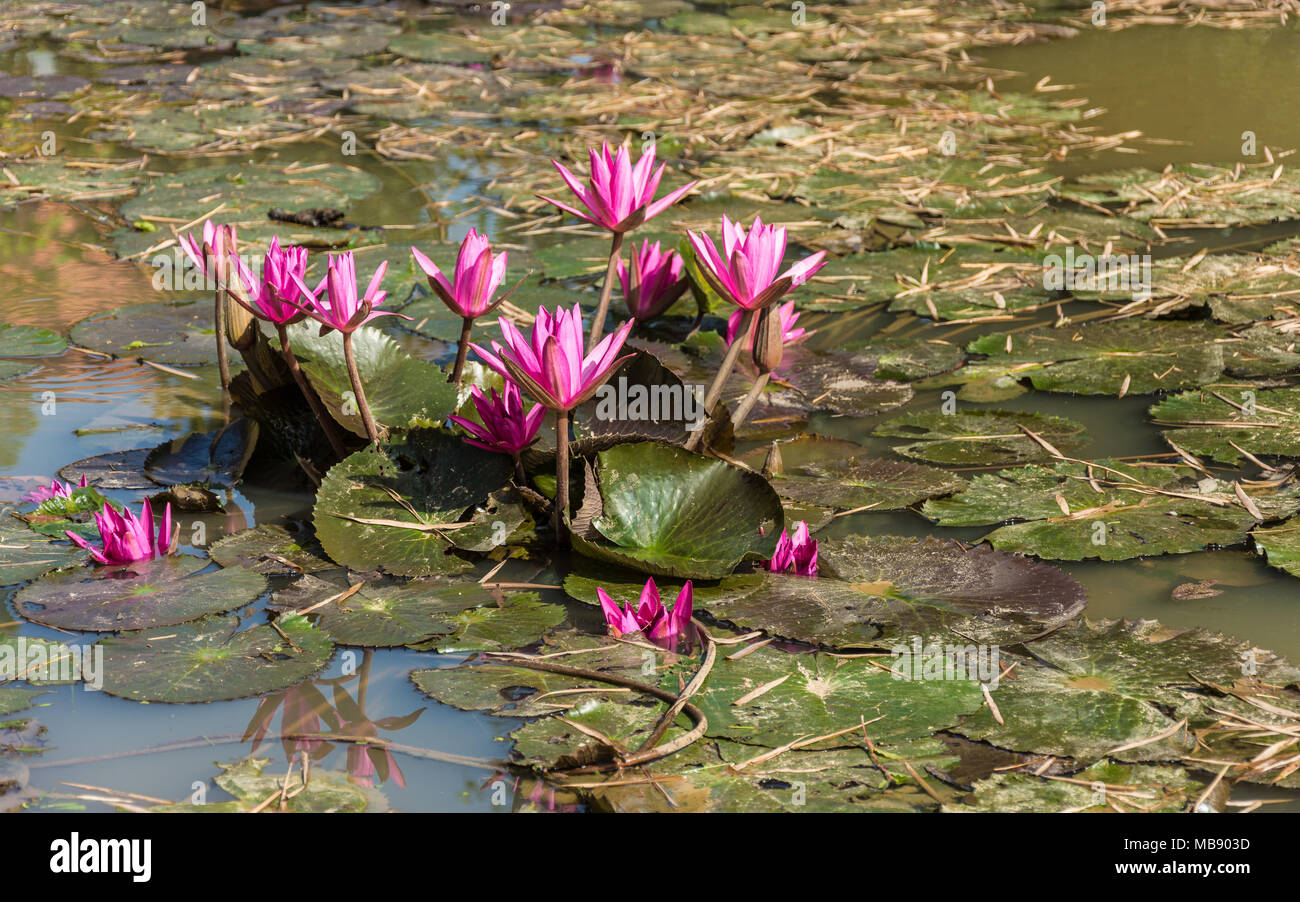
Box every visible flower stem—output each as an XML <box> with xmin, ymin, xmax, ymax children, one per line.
<box><xmin>342</xmin><ymin>330</ymin><xmax>381</xmax><ymax>445</ymax></box>
<box><xmin>586</xmin><ymin>231</ymin><xmax>624</xmax><ymax>353</ymax></box>
<box><xmin>513</xmin><ymin>453</ymin><xmax>526</xmax><ymax>486</ymax></box>
<box><xmin>730</xmin><ymin>371</ymin><xmax>770</xmax><ymax>431</ymax></box>
<box><xmin>449</xmin><ymin>316</ymin><xmax>473</xmax><ymax>384</ymax></box>
<box><xmin>684</xmin><ymin>307</ymin><xmax>754</xmax><ymax>451</ymax></box>
<box><xmin>214</xmin><ymin>289</ymin><xmax>231</xmax><ymax>391</ymax></box>
<box><xmin>553</xmin><ymin>408</ymin><xmax>570</xmax><ymax>545</ymax></box>
<box><xmin>277</xmin><ymin>324</ymin><xmax>349</xmax><ymax>460</ymax></box>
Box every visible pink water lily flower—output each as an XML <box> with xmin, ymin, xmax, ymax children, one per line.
<box><xmin>470</xmin><ymin>304</ymin><xmax>633</xmax><ymax>412</ymax></box>
<box><xmin>24</xmin><ymin>475</ymin><xmax>88</xmax><ymax>505</ymax></box>
<box><xmin>618</xmin><ymin>240</ymin><xmax>687</xmax><ymax>322</ymax></box>
<box><xmin>66</xmin><ymin>499</ymin><xmax>174</xmax><ymax>566</ymax></box>
<box><xmin>537</xmin><ymin>141</ymin><xmax>696</xmax><ymax>233</ymax></box>
<box><xmin>726</xmin><ymin>299</ymin><xmax>809</xmax><ymax>349</ymax></box>
<box><xmin>227</xmin><ymin>236</ymin><xmax>310</xmax><ymax>326</ymax></box>
<box><xmin>767</xmin><ymin>520</ymin><xmax>818</xmax><ymax>577</ymax></box>
<box><xmin>597</xmin><ymin>578</ymin><xmax>694</xmax><ymax>651</ymax></box>
<box><xmin>687</xmin><ymin>215</ymin><xmax>827</xmax><ymax>311</ymax></box>
<box><xmin>412</xmin><ymin>230</ymin><xmax>509</xmax><ymax>319</ymax></box>
<box><xmin>289</xmin><ymin>252</ymin><xmax>408</xmax><ymax>335</ymax></box>
<box><xmin>448</xmin><ymin>381</ymin><xmax>545</xmax><ymax>455</ymax></box>
<box><xmin>180</xmin><ymin>219</ymin><xmax>239</xmax><ymax>289</ymax></box>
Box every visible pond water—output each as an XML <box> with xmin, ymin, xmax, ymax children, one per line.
<box><xmin>2</xmin><ymin>11</ymin><xmax>1298</xmax><ymax>813</ymax></box>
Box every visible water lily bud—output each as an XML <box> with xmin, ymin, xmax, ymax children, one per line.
<box><xmin>224</xmin><ymin>291</ymin><xmax>258</xmax><ymax>351</ymax></box>
<box><xmin>752</xmin><ymin>306</ymin><xmax>785</xmax><ymax>374</ymax></box>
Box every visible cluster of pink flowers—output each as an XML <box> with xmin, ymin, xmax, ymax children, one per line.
<box><xmin>23</xmin><ymin>475</ymin><xmax>87</xmax><ymax>505</ymax></box>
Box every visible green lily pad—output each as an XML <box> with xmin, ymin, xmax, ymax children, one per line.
<box><xmin>286</xmin><ymin>324</ymin><xmax>457</xmax><ymax>440</ymax></box>
<box><xmin>272</xmin><ymin>571</ymin><xmax>498</xmax><ymax>647</ymax></box>
<box><xmin>848</xmin><ymin>336</ymin><xmax>965</xmax><ymax>381</ymax></box>
<box><xmin>683</xmin><ymin>644</ymin><xmax>985</xmax><ymax>748</ymax></box>
<box><xmin>590</xmin><ymin>736</ymin><xmax>957</xmax><ymax>813</ymax></box>
<box><xmin>13</xmin><ymin>556</ymin><xmax>267</xmax><ymax>631</ymax></box>
<box><xmin>923</xmin><ymin>459</ymin><xmax>1272</xmax><ymax>561</ymax></box>
<box><xmin>953</xmin><ymin>761</ymin><xmax>1207</xmax><ymax>813</ymax></box>
<box><xmin>967</xmin><ymin>320</ymin><xmax>1226</xmax><ymax>396</ymax></box>
<box><xmin>767</xmin><ymin>457</ymin><xmax>967</xmax><ymax>510</ymax></box>
<box><xmin>569</xmin><ymin>441</ymin><xmax>783</xmax><ymax>579</ymax></box>
<box><xmin>0</xmin><ymin>688</ymin><xmax>48</xmax><ymax>716</ymax></box>
<box><xmin>153</xmin><ymin>757</ymin><xmax>383</xmax><ymax>812</ymax></box>
<box><xmin>411</xmin><ymin>592</ymin><xmax>568</xmax><ymax>654</ymax></box>
<box><xmin>98</xmin><ymin>613</ymin><xmax>334</xmax><ymax>704</ymax></box>
<box><xmin>0</xmin><ymin>517</ymin><xmax>85</xmax><ymax>585</ymax></box>
<box><xmin>874</xmin><ymin>409</ymin><xmax>1088</xmax><ymax>466</ymax></box>
<box><xmin>207</xmin><ymin>524</ymin><xmax>335</xmax><ymax>576</ymax></box>
<box><xmin>312</xmin><ymin>428</ymin><xmax>512</xmax><ymax>577</ymax></box>
<box><xmin>1250</xmin><ymin>516</ymin><xmax>1300</xmax><ymax>579</ymax></box>
<box><xmin>0</xmin><ymin>323</ymin><xmax>66</xmax><ymax>357</ymax></box>
<box><xmin>412</xmin><ymin>629</ymin><xmax>661</xmax><ymax>718</ymax></box>
<box><xmin>69</xmin><ymin>300</ymin><xmax>223</xmax><ymax>367</ymax></box>
<box><xmin>1150</xmin><ymin>386</ymin><xmax>1300</xmax><ymax>464</ymax></box>
<box><xmin>954</xmin><ymin>618</ymin><xmax>1300</xmax><ymax>761</ymax></box>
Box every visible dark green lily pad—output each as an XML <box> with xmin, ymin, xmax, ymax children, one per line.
<box><xmin>1150</xmin><ymin>386</ymin><xmax>1300</xmax><ymax>464</ymax></box>
<box><xmin>573</xmin><ymin>348</ymin><xmax>731</xmax><ymax>453</ymax></box>
<box><xmin>68</xmin><ymin>300</ymin><xmax>222</xmax><ymax>367</ymax></box>
<box><xmin>13</xmin><ymin>556</ymin><xmax>267</xmax><ymax>631</ymax></box>
<box><xmin>848</xmin><ymin>336</ymin><xmax>965</xmax><ymax>381</ymax></box>
<box><xmin>312</xmin><ymin>429</ymin><xmax>512</xmax><ymax>577</ymax></box>
<box><xmin>923</xmin><ymin>459</ymin><xmax>1269</xmax><ymax>561</ymax></box>
<box><xmin>953</xmin><ymin>619</ymin><xmax>1300</xmax><ymax>762</ymax></box>
<box><xmin>761</xmin><ymin>352</ymin><xmax>914</xmax><ymax>417</ymax></box>
<box><xmin>207</xmin><ymin>524</ymin><xmax>335</xmax><ymax>576</ymax></box>
<box><xmin>57</xmin><ymin>449</ymin><xmax>155</xmax><ymax>492</ymax></box>
<box><xmin>570</xmin><ymin>441</ymin><xmax>783</xmax><ymax>579</ymax></box>
<box><xmin>568</xmin><ymin>534</ymin><xmax>1086</xmax><ymax>648</ymax></box>
<box><xmin>874</xmin><ymin>409</ymin><xmax>1088</xmax><ymax>466</ymax></box>
<box><xmin>768</xmin><ymin>457</ymin><xmax>967</xmax><ymax>511</ymax></box>
<box><xmin>287</xmin><ymin>324</ymin><xmax>457</xmax><ymax>440</ymax></box>
<box><xmin>98</xmin><ymin>613</ymin><xmax>334</xmax><ymax>704</ymax></box>
<box><xmin>143</xmin><ymin>420</ymin><xmax>257</xmax><ymax>488</ymax></box>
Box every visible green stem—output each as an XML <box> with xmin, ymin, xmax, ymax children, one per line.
<box><xmin>342</xmin><ymin>330</ymin><xmax>380</xmax><ymax>445</ymax></box>
<box><xmin>214</xmin><ymin>289</ymin><xmax>231</xmax><ymax>391</ymax></box>
<box><xmin>730</xmin><ymin>371</ymin><xmax>770</xmax><ymax>431</ymax></box>
<box><xmin>554</xmin><ymin>408</ymin><xmax>570</xmax><ymax>545</ymax></box>
<box><xmin>684</xmin><ymin>307</ymin><xmax>754</xmax><ymax>451</ymax></box>
<box><xmin>586</xmin><ymin>231</ymin><xmax>624</xmax><ymax>353</ymax></box>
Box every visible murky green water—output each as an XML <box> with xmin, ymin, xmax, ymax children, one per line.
<box><xmin>3</xmin><ymin>16</ymin><xmax>1298</xmax><ymax>811</ymax></box>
